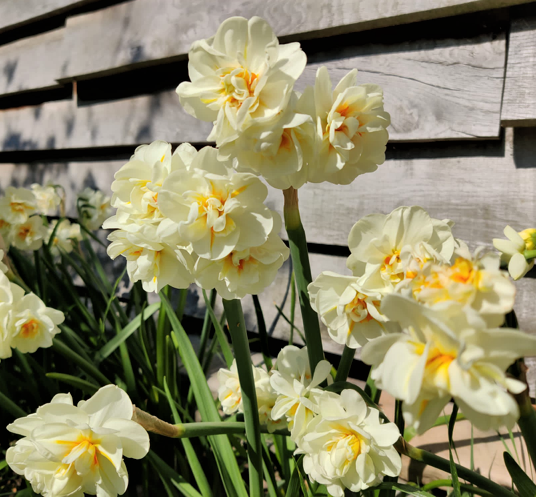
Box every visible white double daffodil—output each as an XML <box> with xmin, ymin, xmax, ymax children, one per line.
<box><xmin>7</xmin><ymin>385</ymin><xmax>149</xmax><ymax>497</ymax></box>
<box><xmin>158</xmin><ymin>146</ymin><xmax>273</xmax><ymax>261</ymax></box>
<box><xmin>0</xmin><ymin>186</ymin><xmax>37</xmax><ymax>225</ymax></box>
<box><xmin>297</xmin><ymin>389</ymin><xmax>401</xmax><ymax>497</ymax></box>
<box><xmin>270</xmin><ymin>345</ymin><xmax>333</xmax><ymax>442</ymax></box>
<box><xmin>398</xmin><ymin>246</ymin><xmax>515</xmax><ymax>327</ymax></box>
<box><xmin>362</xmin><ymin>294</ymin><xmax>536</xmax><ymax>433</ymax></box>
<box><xmin>177</xmin><ymin>16</ymin><xmax>306</xmax><ymax>147</ymax></box>
<box><xmin>194</xmin><ymin>213</ymin><xmax>288</xmax><ymax>299</ymax></box>
<box><xmin>78</xmin><ymin>188</ymin><xmax>113</xmax><ymax>231</ymax></box>
<box><xmin>308</xmin><ymin>271</ymin><xmax>387</xmax><ymax>349</ymax></box>
<box><xmin>309</xmin><ymin>67</ymin><xmax>390</xmax><ymax>185</ymax></box>
<box><xmin>347</xmin><ymin>206</ymin><xmax>455</xmax><ymax>294</ymax></box>
<box><xmin>106</xmin><ymin>226</ymin><xmax>193</xmax><ymax>293</ymax></box>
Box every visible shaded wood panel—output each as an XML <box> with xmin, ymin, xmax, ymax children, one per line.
<box><xmin>265</xmin><ymin>128</ymin><xmax>536</xmax><ymax>250</ymax></box>
<box><xmin>0</xmin><ymin>28</ymin><xmax>507</xmax><ymax>149</ymax></box>
<box><xmin>297</xmin><ymin>32</ymin><xmax>506</xmax><ymax>141</ymax></box>
<box><xmin>0</xmin><ymin>0</ymin><xmax>101</xmax><ymax>33</ymax></box>
<box><xmin>501</xmin><ymin>5</ymin><xmax>536</xmax><ymax>126</ymax></box>
<box><xmin>58</xmin><ymin>0</ymin><xmax>529</xmax><ymax>81</ymax></box>
<box><xmin>0</xmin><ymin>28</ymin><xmax>65</xmax><ymax>97</ymax></box>
<box><xmin>0</xmin><ymin>92</ymin><xmax>211</xmax><ymax>151</ymax></box>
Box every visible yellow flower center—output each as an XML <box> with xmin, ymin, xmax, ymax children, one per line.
<box><xmin>57</xmin><ymin>433</ymin><xmax>110</xmax><ymax>472</ymax></box>
<box><xmin>412</xmin><ymin>341</ymin><xmax>456</xmax><ymax>390</ymax></box>
<box><xmin>21</xmin><ymin>319</ymin><xmax>40</xmax><ymax>338</ymax></box>
<box><xmin>520</xmin><ymin>228</ymin><xmax>536</xmax><ymax>251</ymax></box>
<box><xmin>219</xmin><ymin>67</ymin><xmax>259</xmax><ymax>108</ymax></box>
<box><xmin>344</xmin><ymin>293</ymin><xmax>377</xmax><ymax>325</ymax></box>
<box><xmin>380</xmin><ymin>250</ymin><xmax>404</xmax><ymax>283</ymax></box>
<box><xmin>10</xmin><ymin>201</ymin><xmax>33</xmax><ymax>214</ymax></box>
<box><xmin>18</xmin><ymin>225</ymin><xmax>31</xmax><ymax>239</ymax></box>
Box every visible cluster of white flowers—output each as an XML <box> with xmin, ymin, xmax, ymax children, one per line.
<box><xmin>6</xmin><ymin>385</ymin><xmax>150</xmax><ymax>497</ymax></box>
<box><xmin>217</xmin><ymin>345</ymin><xmax>402</xmax><ymax>495</ymax></box>
<box><xmin>77</xmin><ymin>187</ymin><xmax>113</xmax><ymax>231</ymax></box>
<box><xmin>177</xmin><ymin>16</ymin><xmax>390</xmax><ymax>190</ymax></box>
<box><xmin>0</xmin><ymin>249</ymin><xmax>64</xmax><ymax>360</ymax></box>
<box><xmin>0</xmin><ymin>185</ymin><xmax>87</xmax><ymax>255</ymax></box>
<box><xmin>104</xmin><ymin>141</ymin><xmax>289</xmax><ymax>297</ymax></box>
<box><xmin>309</xmin><ymin>205</ymin><xmax>535</xmax><ymax>434</ymax></box>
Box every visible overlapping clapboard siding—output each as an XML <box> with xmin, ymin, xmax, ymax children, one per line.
<box><xmin>1</xmin><ymin>0</ymin><xmax>536</xmax><ymax>388</ymax></box>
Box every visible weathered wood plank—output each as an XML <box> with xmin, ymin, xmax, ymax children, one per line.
<box><xmin>501</xmin><ymin>5</ymin><xmax>536</xmax><ymax>126</ymax></box>
<box><xmin>58</xmin><ymin>0</ymin><xmax>529</xmax><ymax>81</ymax></box>
<box><xmin>296</xmin><ymin>32</ymin><xmax>506</xmax><ymax>141</ymax></box>
<box><xmin>0</xmin><ymin>28</ymin><xmax>65</xmax><ymax>97</ymax></box>
<box><xmin>0</xmin><ymin>0</ymin><xmax>101</xmax><ymax>33</ymax></box>
<box><xmin>265</xmin><ymin>127</ymin><xmax>536</xmax><ymax>250</ymax></box>
<box><xmin>0</xmin><ymin>27</ymin><xmax>507</xmax><ymax>148</ymax></box>
<box><xmin>0</xmin><ymin>92</ymin><xmax>212</xmax><ymax>151</ymax></box>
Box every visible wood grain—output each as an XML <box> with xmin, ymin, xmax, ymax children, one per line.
<box><xmin>57</xmin><ymin>0</ymin><xmax>529</xmax><ymax>81</ymax></box>
<box><xmin>0</xmin><ymin>0</ymin><xmax>100</xmax><ymax>33</ymax></box>
<box><xmin>501</xmin><ymin>5</ymin><xmax>536</xmax><ymax>126</ymax></box>
<box><xmin>0</xmin><ymin>28</ymin><xmax>65</xmax><ymax>97</ymax></box>
<box><xmin>297</xmin><ymin>32</ymin><xmax>506</xmax><ymax>141</ymax></box>
<box><xmin>0</xmin><ymin>91</ymin><xmax>212</xmax><ymax>151</ymax></box>
<box><xmin>0</xmin><ymin>27</ymin><xmax>507</xmax><ymax>148</ymax></box>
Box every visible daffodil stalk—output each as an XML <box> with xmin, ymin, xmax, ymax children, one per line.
<box><xmin>511</xmin><ymin>359</ymin><xmax>536</xmax><ymax>470</ymax></box>
<box><xmin>395</xmin><ymin>438</ymin><xmax>516</xmax><ymax>497</ymax></box>
<box><xmin>222</xmin><ymin>298</ymin><xmax>263</xmax><ymax>497</ymax></box>
<box><xmin>283</xmin><ymin>187</ymin><xmax>325</xmax><ymax>373</ymax></box>
<box><xmin>334</xmin><ymin>345</ymin><xmax>355</xmax><ymax>382</ymax></box>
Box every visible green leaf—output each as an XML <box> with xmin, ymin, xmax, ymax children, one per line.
<box><xmin>46</xmin><ymin>373</ymin><xmax>99</xmax><ymax>394</ymax></box>
<box><xmin>375</xmin><ymin>483</ymin><xmax>435</xmax><ymax>496</ymax></box>
<box><xmin>52</xmin><ymin>339</ymin><xmax>111</xmax><ymax>385</ymax></box>
<box><xmin>252</xmin><ymin>295</ymin><xmax>272</xmax><ymax>369</ymax></box>
<box><xmin>504</xmin><ymin>452</ymin><xmax>536</xmax><ymax>497</ymax></box>
<box><xmin>448</xmin><ymin>404</ymin><xmax>462</xmax><ymax>497</ymax></box>
<box><xmin>97</xmin><ymin>302</ymin><xmax>160</xmax><ymax>361</ymax></box>
<box><xmin>201</xmin><ymin>290</ymin><xmax>233</xmax><ymax>368</ymax></box>
<box><xmin>160</xmin><ymin>292</ymin><xmax>248</xmax><ymax>497</ymax></box>
<box><xmin>284</xmin><ymin>458</ymin><xmax>302</xmax><ymax>497</ymax></box>
<box><xmin>0</xmin><ymin>459</ymin><xmax>7</xmax><ymax>471</ymax></box>
<box><xmin>164</xmin><ymin>379</ymin><xmax>213</xmax><ymax>497</ymax></box>
<box><xmin>0</xmin><ymin>390</ymin><xmax>27</xmax><ymax>418</ymax></box>
<box><xmin>148</xmin><ymin>451</ymin><xmax>202</xmax><ymax>497</ymax></box>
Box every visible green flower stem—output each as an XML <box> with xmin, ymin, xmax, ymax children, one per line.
<box><xmin>283</xmin><ymin>187</ymin><xmax>324</xmax><ymax>374</ymax></box>
<box><xmin>222</xmin><ymin>298</ymin><xmax>263</xmax><ymax>497</ymax></box>
<box><xmin>395</xmin><ymin>438</ymin><xmax>516</xmax><ymax>497</ymax></box>
<box><xmin>524</xmin><ymin>249</ymin><xmax>536</xmax><ymax>260</ymax></box>
<box><xmin>334</xmin><ymin>345</ymin><xmax>355</xmax><ymax>383</ymax></box>
<box><xmin>421</xmin><ymin>479</ymin><xmax>493</xmax><ymax>496</ymax></box>
<box><xmin>512</xmin><ymin>359</ymin><xmax>536</xmax><ymax>471</ymax></box>
<box><xmin>133</xmin><ymin>406</ymin><xmax>290</xmax><ymax>438</ymax></box>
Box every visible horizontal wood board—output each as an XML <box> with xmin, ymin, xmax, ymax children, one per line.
<box><xmin>0</xmin><ymin>27</ymin><xmax>507</xmax><ymax>149</ymax></box>
<box><xmin>0</xmin><ymin>28</ymin><xmax>65</xmax><ymax>97</ymax></box>
<box><xmin>501</xmin><ymin>5</ymin><xmax>536</xmax><ymax>125</ymax></box>
<box><xmin>58</xmin><ymin>0</ymin><xmax>530</xmax><ymax>80</ymax></box>
<box><xmin>0</xmin><ymin>0</ymin><xmax>101</xmax><ymax>33</ymax></box>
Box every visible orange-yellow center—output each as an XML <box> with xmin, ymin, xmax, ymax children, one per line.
<box><xmin>21</xmin><ymin>319</ymin><xmax>39</xmax><ymax>338</ymax></box>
